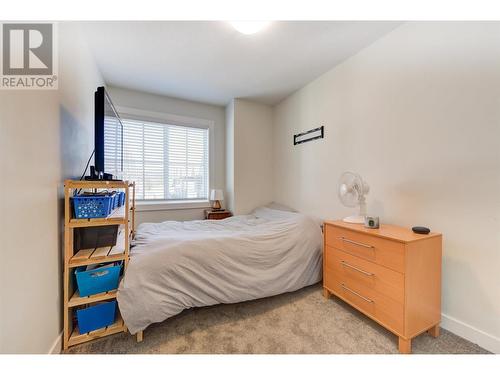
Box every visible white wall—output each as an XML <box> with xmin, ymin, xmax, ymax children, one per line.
<box><xmin>106</xmin><ymin>86</ymin><xmax>226</xmax><ymax>225</ymax></box>
<box><xmin>0</xmin><ymin>23</ymin><xmax>104</xmax><ymax>353</ymax></box>
<box><xmin>273</xmin><ymin>22</ymin><xmax>500</xmax><ymax>353</ymax></box>
<box><xmin>225</xmin><ymin>99</ymin><xmax>273</xmax><ymax>215</ymax></box>
<box><xmin>225</xmin><ymin>100</ymin><xmax>235</xmax><ymax>212</ymax></box>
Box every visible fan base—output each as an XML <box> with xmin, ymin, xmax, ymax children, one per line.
<box><xmin>342</xmin><ymin>215</ymin><xmax>365</xmax><ymax>224</ymax></box>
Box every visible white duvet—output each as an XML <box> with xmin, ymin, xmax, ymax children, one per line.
<box><xmin>117</xmin><ymin>207</ymin><xmax>323</xmax><ymax>334</ymax></box>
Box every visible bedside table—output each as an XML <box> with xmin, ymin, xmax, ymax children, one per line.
<box><xmin>204</xmin><ymin>209</ymin><xmax>232</xmax><ymax>220</ymax></box>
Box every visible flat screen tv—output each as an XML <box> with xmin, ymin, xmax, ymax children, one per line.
<box><xmin>92</xmin><ymin>86</ymin><xmax>123</xmax><ymax>180</ymax></box>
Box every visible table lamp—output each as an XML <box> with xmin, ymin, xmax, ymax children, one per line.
<box><xmin>210</xmin><ymin>189</ymin><xmax>224</xmax><ymax>211</ymax></box>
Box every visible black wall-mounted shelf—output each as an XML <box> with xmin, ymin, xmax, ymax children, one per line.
<box><xmin>294</xmin><ymin>126</ymin><xmax>324</xmax><ymax>145</ymax></box>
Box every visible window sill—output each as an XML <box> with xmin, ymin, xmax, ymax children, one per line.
<box><xmin>135</xmin><ymin>200</ymin><xmax>211</xmax><ymax>212</ymax></box>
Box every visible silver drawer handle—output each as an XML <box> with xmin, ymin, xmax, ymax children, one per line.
<box><xmin>341</xmin><ymin>283</ymin><xmax>374</xmax><ymax>303</ymax></box>
<box><xmin>341</xmin><ymin>261</ymin><xmax>374</xmax><ymax>277</ymax></box>
<box><xmin>340</xmin><ymin>237</ymin><xmax>374</xmax><ymax>249</ymax></box>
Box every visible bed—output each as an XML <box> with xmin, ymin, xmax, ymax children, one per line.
<box><xmin>117</xmin><ymin>206</ymin><xmax>323</xmax><ymax>334</ymax></box>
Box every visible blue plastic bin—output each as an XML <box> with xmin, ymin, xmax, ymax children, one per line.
<box><xmin>109</xmin><ymin>192</ymin><xmax>118</xmax><ymax>209</ymax></box>
<box><xmin>118</xmin><ymin>192</ymin><xmax>126</xmax><ymax>207</ymax></box>
<box><xmin>76</xmin><ymin>300</ymin><xmax>117</xmax><ymax>334</ymax></box>
<box><xmin>72</xmin><ymin>195</ymin><xmax>113</xmax><ymax>219</ymax></box>
<box><xmin>75</xmin><ymin>262</ymin><xmax>122</xmax><ymax>297</ymax></box>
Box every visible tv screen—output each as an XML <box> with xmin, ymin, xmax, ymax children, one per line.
<box><xmin>94</xmin><ymin>86</ymin><xmax>123</xmax><ymax>179</ymax></box>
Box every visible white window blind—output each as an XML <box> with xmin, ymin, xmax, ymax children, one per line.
<box><xmin>105</xmin><ymin>117</ymin><xmax>209</xmax><ymax>201</ymax></box>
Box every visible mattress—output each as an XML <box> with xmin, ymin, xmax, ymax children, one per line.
<box><xmin>117</xmin><ymin>206</ymin><xmax>323</xmax><ymax>334</ymax></box>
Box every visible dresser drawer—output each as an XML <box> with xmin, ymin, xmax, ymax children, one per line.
<box><xmin>325</xmin><ymin>225</ymin><xmax>405</xmax><ymax>273</ymax></box>
<box><xmin>324</xmin><ymin>246</ymin><xmax>404</xmax><ymax>303</ymax></box>
<box><xmin>325</xmin><ymin>275</ymin><xmax>404</xmax><ymax>335</ymax></box>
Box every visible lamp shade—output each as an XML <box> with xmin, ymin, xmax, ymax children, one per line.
<box><xmin>210</xmin><ymin>189</ymin><xmax>224</xmax><ymax>201</ymax></box>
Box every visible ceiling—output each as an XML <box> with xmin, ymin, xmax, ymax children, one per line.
<box><xmin>81</xmin><ymin>21</ymin><xmax>401</xmax><ymax>106</ymax></box>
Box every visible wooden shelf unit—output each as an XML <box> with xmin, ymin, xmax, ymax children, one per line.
<box><xmin>63</xmin><ymin>179</ymin><xmax>135</xmax><ymax>350</ymax></box>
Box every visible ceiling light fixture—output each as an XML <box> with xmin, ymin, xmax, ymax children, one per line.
<box><xmin>229</xmin><ymin>21</ymin><xmax>271</xmax><ymax>35</ymax></box>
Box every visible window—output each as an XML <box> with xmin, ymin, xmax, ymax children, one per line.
<box><xmin>105</xmin><ymin>117</ymin><xmax>209</xmax><ymax>201</ymax></box>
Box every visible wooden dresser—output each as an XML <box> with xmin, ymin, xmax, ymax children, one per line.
<box><xmin>323</xmin><ymin>220</ymin><xmax>442</xmax><ymax>354</ymax></box>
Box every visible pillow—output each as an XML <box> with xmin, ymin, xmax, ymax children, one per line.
<box><xmin>265</xmin><ymin>202</ymin><xmax>297</xmax><ymax>213</ymax></box>
<box><xmin>253</xmin><ymin>206</ymin><xmax>296</xmax><ymax>220</ymax></box>
<box><xmin>255</xmin><ymin>205</ymin><xmax>323</xmax><ymax>229</ymax></box>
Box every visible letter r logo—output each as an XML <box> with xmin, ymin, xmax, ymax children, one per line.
<box><xmin>2</xmin><ymin>24</ymin><xmax>53</xmax><ymax>75</ymax></box>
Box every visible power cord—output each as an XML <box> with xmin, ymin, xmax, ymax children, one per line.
<box><xmin>79</xmin><ymin>149</ymin><xmax>95</xmax><ymax>181</ymax></box>
<box><xmin>75</xmin><ymin>149</ymin><xmax>95</xmax><ymax>195</ymax></box>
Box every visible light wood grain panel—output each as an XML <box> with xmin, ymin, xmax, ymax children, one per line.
<box><xmin>325</xmin><ymin>245</ymin><xmax>404</xmax><ymax>303</ymax></box>
<box><xmin>68</xmin><ymin>289</ymin><xmax>117</xmax><ymax>307</ymax></box>
<box><xmin>71</xmin><ymin>248</ymin><xmax>95</xmax><ymax>262</ymax></box>
<box><xmin>65</xmin><ymin>179</ymin><xmax>131</xmax><ymax>189</ymax></box>
<box><xmin>63</xmin><ymin>183</ymin><xmax>71</xmax><ymax>350</ymax></box>
<box><xmin>325</xmin><ymin>224</ymin><xmax>405</xmax><ymax>272</ymax></box>
<box><xmin>136</xmin><ymin>331</ymin><xmax>144</xmax><ymax>343</ymax></box>
<box><xmin>69</xmin><ymin>252</ymin><xmax>125</xmax><ymax>268</ymax></box>
<box><xmin>125</xmin><ymin>184</ymin><xmax>130</xmax><ymax>270</ymax></box>
<box><xmin>399</xmin><ymin>337</ymin><xmax>411</xmax><ymax>354</ymax></box>
<box><xmin>325</xmin><ymin>277</ymin><xmax>404</xmax><ymax>335</ymax></box>
<box><xmin>69</xmin><ymin>206</ymin><xmax>127</xmax><ymax>228</ymax></box>
<box><xmin>324</xmin><ymin>220</ymin><xmax>441</xmax><ymax>243</ymax></box>
<box><xmin>404</xmin><ymin>235</ymin><xmax>442</xmax><ymax>337</ymax></box>
<box><xmin>323</xmin><ymin>287</ymin><xmax>331</xmax><ymax>299</ymax></box>
<box><xmin>427</xmin><ymin>325</ymin><xmax>440</xmax><ymax>338</ymax></box>
<box><xmin>90</xmin><ymin>246</ymin><xmax>112</xmax><ymax>259</ymax></box>
<box><xmin>68</xmin><ymin>316</ymin><xmax>125</xmax><ymax>346</ymax></box>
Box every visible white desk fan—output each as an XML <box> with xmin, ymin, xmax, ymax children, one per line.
<box><xmin>338</xmin><ymin>172</ymin><xmax>370</xmax><ymax>224</ymax></box>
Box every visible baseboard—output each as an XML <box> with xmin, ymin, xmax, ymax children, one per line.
<box><xmin>441</xmin><ymin>313</ymin><xmax>500</xmax><ymax>354</ymax></box>
<box><xmin>48</xmin><ymin>332</ymin><xmax>62</xmax><ymax>354</ymax></box>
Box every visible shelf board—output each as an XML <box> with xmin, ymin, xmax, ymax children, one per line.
<box><xmin>69</xmin><ymin>206</ymin><xmax>128</xmax><ymax>228</ymax></box>
<box><xmin>68</xmin><ymin>289</ymin><xmax>118</xmax><ymax>307</ymax></box>
<box><xmin>69</xmin><ymin>217</ymin><xmax>127</xmax><ymax>228</ymax></box>
<box><xmin>69</xmin><ymin>246</ymin><xmax>126</xmax><ymax>268</ymax></box>
<box><xmin>68</xmin><ymin>316</ymin><xmax>125</xmax><ymax>347</ymax></box>
<box><xmin>65</xmin><ymin>180</ymin><xmax>133</xmax><ymax>189</ymax></box>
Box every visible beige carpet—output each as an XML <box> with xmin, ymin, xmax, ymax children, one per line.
<box><xmin>66</xmin><ymin>283</ymin><xmax>489</xmax><ymax>354</ymax></box>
